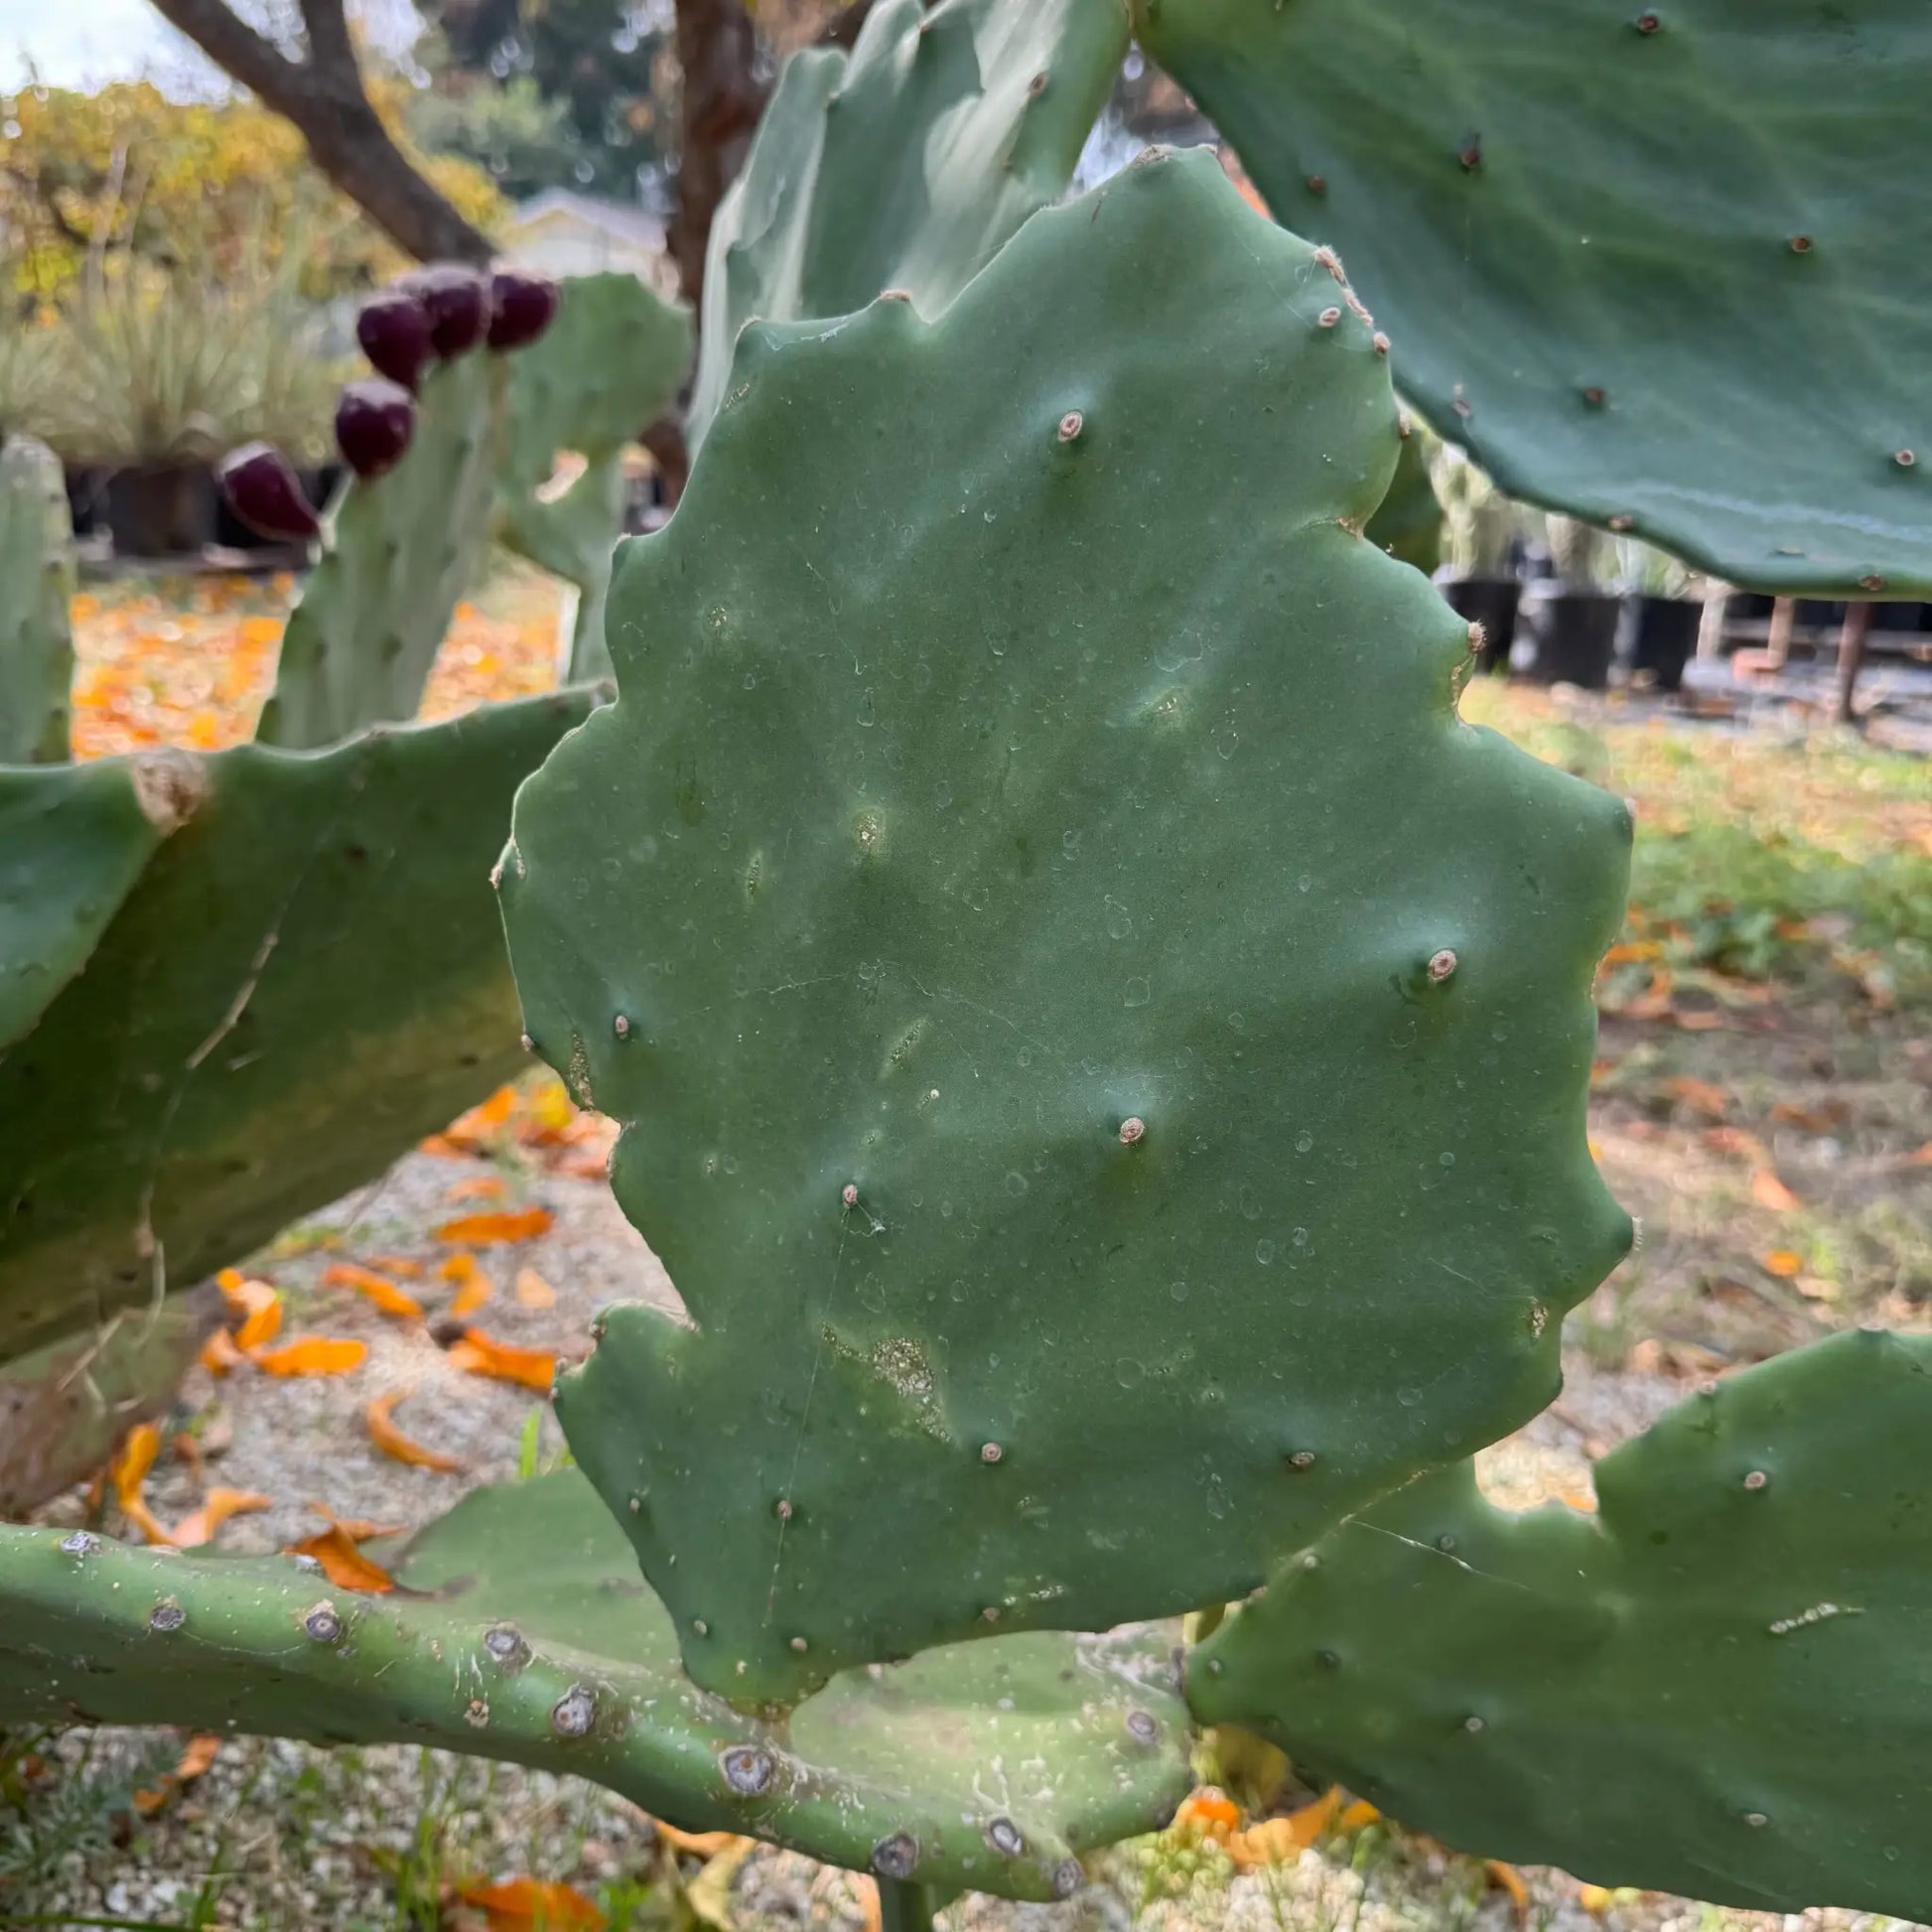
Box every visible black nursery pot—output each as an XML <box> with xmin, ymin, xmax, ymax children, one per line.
<box><xmin>1869</xmin><ymin>602</ymin><xmax>1928</xmax><ymax>634</ymax></box>
<box><xmin>64</xmin><ymin>465</ymin><xmax>108</xmax><ymax>538</ymax></box>
<box><xmin>105</xmin><ymin>461</ymin><xmax>217</xmax><ymax>559</ymax></box>
<box><xmin>1624</xmin><ymin>594</ymin><xmax>1702</xmax><ymax>691</ymax></box>
<box><xmin>1519</xmin><ymin>587</ymin><xmax>1620</xmax><ymax>690</ymax></box>
<box><xmin>1441</xmin><ymin>576</ymin><xmax>1520</xmax><ymax>674</ymax></box>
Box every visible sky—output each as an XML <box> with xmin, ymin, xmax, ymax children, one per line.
<box><xmin>0</xmin><ymin>0</ymin><xmax>419</xmax><ymax>93</ymax></box>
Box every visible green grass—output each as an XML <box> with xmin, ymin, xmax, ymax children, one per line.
<box><xmin>1462</xmin><ymin>683</ymin><xmax>1932</xmax><ymax>1009</ymax></box>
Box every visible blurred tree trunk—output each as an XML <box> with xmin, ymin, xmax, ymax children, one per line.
<box><xmin>148</xmin><ymin>0</ymin><xmax>491</xmax><ymax>265</ymax></box>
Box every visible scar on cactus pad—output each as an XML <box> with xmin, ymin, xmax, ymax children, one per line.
<box><xmin>498</xmin><ymin>148</ymin><xmax>1632</xmax><ymax>1704</ymax></box>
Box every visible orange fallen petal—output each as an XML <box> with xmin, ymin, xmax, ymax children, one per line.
<box><xmin>647</xmin><ymin>1819</ymin><xmax>742</xmax><ymax>1858</ymax></box>
<box><xmin>514</xmin><ymin>1267</ymin><xmax>556</xmax><ymax>1310</ymax></box>
<box><xmin>251</xmin><ymin>1336</ymin><xmax>368</xmax><ymax>1377</ymax></box>
<box><xmin>111</xmin><ymin>1423</ymin><xmax>175</xmax><ymax>1546</ymax></box>
<box><xmin>171</xmin><ymin>1488</ymin><xmax>272</xmax><ymax>1549</ymax></box>
<box><xmin>1173</xmin><ymin>1788</ymin><xmax>1241</xmax><ymax>1839</ymax></box>
<box><xmin>444</xmin><ymin>1085</ymin><xmax>519</xmax><ymax>1148</ymax></box>
<box><xmin>1335</xmin><ymin>1799</ymin><xmax>1380</xmax><ymax>1832</ymax></box>
<box><xmin>458</xmin><ymin>1875</ymin><xmax>606</xmax><ymax>1932</ymax></box>
<box><xmin>363</xmin><ymin>1254</ymin><xmax>425</xmax><ymax>1280</ymax></box>
<box><xmin>176</xmin><ymin>1733</ymin><xmax>221</xmax><ymax>1782</ymax></box>
<box><xmin>366</xmin><ymin>1389</ymin><xmax>467</xmax><ymax>1473</ymax></box>
<box><xmin>449</xmin><ymin>1329</ymin><xmax>557</xmax><ymax>1394</ymax></box>
<box><xmin>1599</xmin><ymin>939</ymin><xmax>1662</xmax><ymax>968</ymax></box>
<box><xmin>435</xmin><ymin>1207</ymin><xmax>552</xmax><ymax>1246</ymax></box>
<box><xmin>307</xmin><ymin>1502</ymin><xmax>407</xmax><ymax>1541</ymax></box>
<box><xmin>1486</xmin><ymin>1860</ymin><xmax>1531</xmax><ymax>1926</ymax></box>
<box><xmin>417</xmin><ymin>1133</ymin><xmax>465</xmax><ymax>1158</ymax></box>
<box><xmin>1227</xmin><ymin>1789</ymin><xmax>1341</xmax><ymax>1868</ymax></box>
<box><xmin>285</xmin><ymin>1524</ymin><xmax>394</xmax><ymax>1593</ymax></box>
<box><xmin>215</xmin><ymin>1267</ymin><xmax>245</xmax><ymax>1294</ymax></box>
<box><xmin>556</xmin><ymin>1152</ymin><xmax>611</xmax><ymax>1181</ymax></box>
<box><xmin>132</xmin><ymin>1782</ymin><xmax>176</xmax><ymax>1817</ymax></box>
<box><xmin>1750</xmin><ymin>1168</ymin><xmax>1801</xmax><ymax>1213</ymax></box>
<box><xmin>445</xmin><ymin>1253</ymin><xmax>495</xmax><ymax>1317</ymax></box>
<box><xmin>228</xmin><ymin>1281</ymin><xmax>283</xmax><ymax>1351</ymax></box>
<box><xmin>1660</xmin><ymin>1075</ymin><xmax>1728</xmax><ymax>1118</ymax></box>
<box><xmin>439</xmin><ymin>1251</ymin><xmax>481</xmax><ymax>1283</ymax></box>
<box><xmin>200</xmin><ymin>1327</ymin><xmax>244</xmax><ymax>1377</ymax></box>
<box><xmin>1762</xmin><ymin>1248</ymin><xmax>1803</xmax><ymax>1279</ymax></box>
<box><xmin>323</xmin><ymin>1263</ymin><xmax>425</xmax><ymax>1320</ymax></box>
<box><xmin>446</xmin><ymin>1173</ymin><xmax>509</xmax><ymax>1204</ymax></box>
<box><xmin>1579</xmin><ymin>1883</ymin><xmax>1614</xmax><ymax>1914</ymax></box>
<box><xmin>1703</xmin><ymin>1125</ymin><xmax>1767</xmax><ymax>1162</ymax></box>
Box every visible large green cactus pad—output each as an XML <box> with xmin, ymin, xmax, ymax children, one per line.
<box><xmin>0</xmin><ymin>1287</ymin><xmax>218</xmax><ymax>1514</ymax></box>
<box><xmin>0</xmin><ymin>756</ymin><xmax>182</xmax><ymax>1049</ymax></box>
<box><xmin>0</xmin><ymin>690</ymin><xmax>592</xmax><ymax>1363</ymax></box>
<box><xmin>687</xmin><ymin>0</ymin><xmax>1127</xmax><ymax>446</ymax></box>
<box><xmin>499</xmin><ymin>150</ymin><xmax>1632</xmax><ymax>1703</ymax></box>
<box><xmin>1134</xmin><ymin>0</ymin><xmax>1932</xmax><ymax>595</ymax></box>
<box><xmin>0</xmin><ymin>434</ymin><xmax>75</xmax><ymax>764</ymax></box>
<box><xmin>1189</xmin><ymin>1329</ymin><xmax>1932</xmax><ymax>1918</ymax></box>
<box><xmin>0</xmin><ymin>1470</ymin><xmax>1188</xmax><ymax>1900</ymax></box>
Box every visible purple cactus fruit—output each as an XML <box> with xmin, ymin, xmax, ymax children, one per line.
<box><xmin>486</xmin><ymin>270</ymin><xmax>560</xmax><ymax>351</ymax></box>
<box><xmin>355</xmin><ymin>291</ymin><xmax>436</xmax><ymax>393</ymax></box>
<box><xmin>216</xmin><ymin>442</ymin><xmax>321</xmax><ymax>542</ymax></box>
<box><xmin>396</xmin><ymin>263</ymin><xmax>492</xmax><ymax>359</ymax></box>
<box><xmin>335</xmin><ymin>377</ymin><xmax>417</xmax><ymax>482</ymax></box>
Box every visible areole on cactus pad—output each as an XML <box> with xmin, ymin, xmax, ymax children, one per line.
<box><xmin>499</xmin><ymin>148</ymin><xmax>1632</xmax><ymax>1703</ymax></box>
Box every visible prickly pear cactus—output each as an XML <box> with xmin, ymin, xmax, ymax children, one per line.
<box><xmin>0</xmin><ymin>1287</ymin><xmax>219</xmax><ymax>1515</ymax></box>
<box><xmin>687</xmin><ymin>0</ymin><xmax>1127</xmax><ymax>446</ymax></box>
<box><xmin>0</xmin><ymin>1470</ymin><xmax>1188</xmax><ymax>1899</ymax></box>
<box><xmin>0</xmin><ymin>689</ymin><xmax>593</xmax><ymax>1364</ymax></box>
<box><xmin>0</xmin><ymin>434</ymin><xmax>75</xmax><ymax>764</ymax></box>
<box><xmin>0</xmin><ymin>755</ymin><xmax>188</xmax><ymax>1049</ymax></box>
<box><xmin>493</xmin><ymin>273</ymin><xmax>692</xmax><ymax>682</ymax></box>
<box><xmin>1133</xmin><ymin>0</ymin><xmax>1932</xmax><ymax>594</ymax></box>
<box><xmin>1188</xmin><ymin>1328</ymin><xmax>1932</xmax><ymax>1918</ymax></box>
<box><xmin>255</xmin><ymin>352</ymin><xmax>504</xmax><ymax>749</ymax></box>
<box><xmin>1364</xmin><ymin>430</ymin><xmax>1443</xmax><ymax>577</ymax></box>
<box><xmin>258</xmin><ymin>274</ymin><xmax>688</xmax><ymax>747</ymax></box>
<box><xmin>499</xmin><ymin>150</ymin><xmax>1632</xmax><ymax>1703</ymax></box>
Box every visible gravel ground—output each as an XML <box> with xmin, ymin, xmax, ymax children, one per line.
<box><xmin>8</xmin><ymin>1125</ymin><xmax>1922</xmax><ymax>1932</ymax></box>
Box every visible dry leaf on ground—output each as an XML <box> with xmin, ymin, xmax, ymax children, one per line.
<box><xmin>200</xmin><ymin>1327</ymin><xmax>245</xmax><ymax>1377</ymax></box>
<box><xmin>514</xmin><ymin>1267</ymin><xmax>555</xmax><ymax>1310</ymax></box>
<box><xmin>457</xmin><ymin>1876</ymin><xmax>606</xmax><ymax>1931</ymax></box>
<box><xmin>251</xmin><ymin>1336</ymin><xmax>368</xmax><ymax>1377</ymax></box>
<box><xmin>110</xmin><ymin>1423</ymin><xmax>173</xmax><ymax>1546</ymax></box>
<box><xmin>448</xmin><ymin>1329</ymin><xmax>557</xmax><ymax>1393</ymax></box>
<box><xmin>446</xmin><ymin>1174</ymin><xmax>509</xmax><ymax>1205</ymax></box>
<box><xmin>171</xmin><ymin>1488</ymin><xmax>272</xmax><ymax>1549</ymax></box>
<box><xmin>1227</xmin><ymin>1789</ymin><xmax>1340</xmax><ymax>1868</ymax></box>
<box><xmin>435</xmin><ymin>1208</ymin><xmax>554</xmax><ymax>1246</ymax></box>
<box><xmin>285</xmin><ymin>1524</ymin><xmax>395</xmax><ymax>1593</ymax></box>
<box><xmin>323</xmin><ymin>1262</ymin><xmax>425</xmax><ymax>1320</ymax></box>
<box><xmin>366</xmin><ymin>1389</ymin><xmax>467</xmax><ymax>1473</ymax></box>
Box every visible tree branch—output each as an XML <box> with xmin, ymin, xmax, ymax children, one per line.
<box><xmin>667</xmin><ymin>0</ymin><xmax>767</xmax><ymax>312</ymax></box>
<box><xmin>149</xmin><ymin>0</ymin><xmax>492</xmax><ymax>265</ymax></box>
<box><xmin>298</xmin><ymin>0</ymin><xmax>359</xmax><ymax>80</ymax></box>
